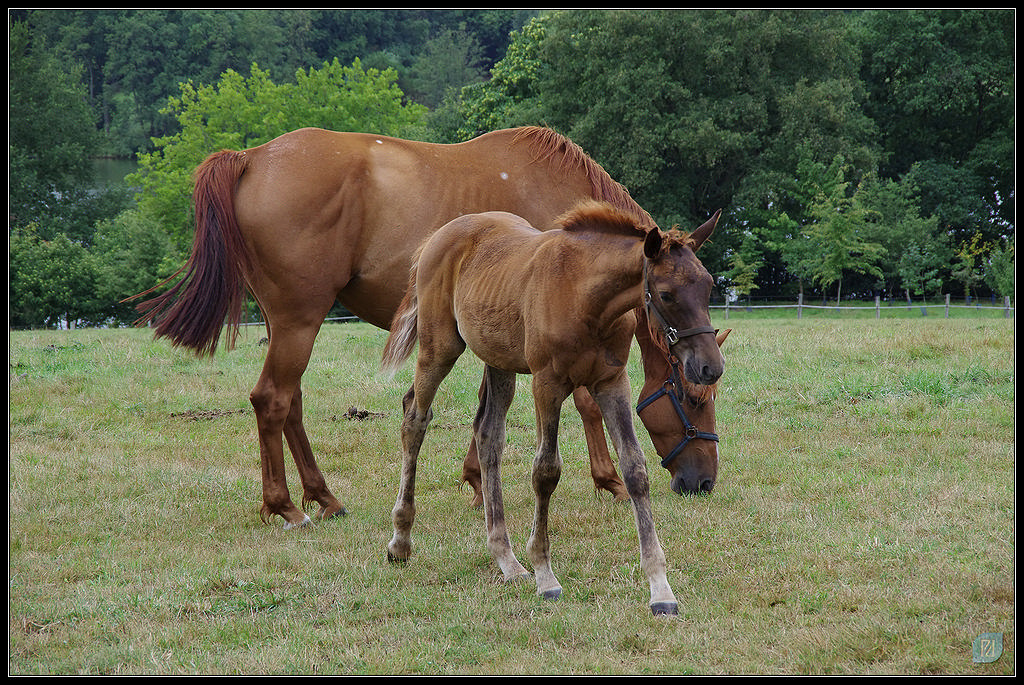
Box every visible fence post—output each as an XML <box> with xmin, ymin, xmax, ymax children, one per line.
<box><xmin>797</xmin><ymin>293</ymin><xmax>803</xmax><ymax>319</ymax></box>
<box><xmin>945</xmin><ymin>293</ymin><xmax>950</xmax><ymax>318</ymax></box>
<box><xmin>875</xmin><ymin>295</ymin><xmax>880</xmax><ymax>319</ymax></box>
<box><xmin>1006</xmin><ymin>296</ymin><xmax>1012</xmax><ymax>318</ymax></box>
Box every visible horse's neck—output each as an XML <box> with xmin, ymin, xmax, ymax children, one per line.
<box><xmin>633</xmin><ymin>308</ymin><xmax>674</xmax><ymax>385</ymax></box>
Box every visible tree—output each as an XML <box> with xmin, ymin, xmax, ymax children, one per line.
<box><xmin>9</xmin><ymin>20</ymin><xmax>99</xmax><ymax>226</ymax></box>
<box><xmin>856</xmin><ymin>171</ymin><xmax>948</xmax><ymax>298</ymax></box>
<box><xmin>10</xmin><ymin>228</ymin><xmax>102</xmax><ymax>328</ymax></box>
<box><xmin>858</xmin><ymin>10</ymin><xmax>1015</xmax><ymax>243</ymax></box>
<box><xmin>722</xmin><ymin>232</ymin><xmax>763</xmax><ymax>307</ymax></box>
<box><xmin>897</xmin><ymin>243</ymin><xmax>943</xmax><ymax>304</ymax></box>
<box><xmin>799</xmin><ymin>171</ymin><xmax>886</xmax><ymax>303</ymax></box>
<box><xmin>950</xmin><ymin>234</ymin><xmax>989</xmax><ymax>303</ymax></box>
<box><xmin>984</xmin><ymin>239</ymin><xmax>1014</xmax><ymax>299</ymax></box>
<box><xmin>404</xmin><ymin>28</ymin><xmax>487</xmax><ymax>108</ymax></box>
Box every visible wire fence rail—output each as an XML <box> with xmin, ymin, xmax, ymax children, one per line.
<box><xmin>715</xmin><ymin>293</ymin><xmax>1014</xmax><ymax>319</ymax></box>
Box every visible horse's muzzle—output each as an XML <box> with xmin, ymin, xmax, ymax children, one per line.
<box><xmin>671</xmin><ymin>471</ymin><xmax>716</xmax><ymax>496</ymax></box>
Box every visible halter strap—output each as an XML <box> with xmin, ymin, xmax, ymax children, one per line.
<box><xmin>635</xmin><ymin>357</ymin><xmax>719</xmax><ymax>469</ymax></box>
<box><xmin>642</xmin><ymin>261</ymin><xmax>715</xmax><ymax>345</ymax></box>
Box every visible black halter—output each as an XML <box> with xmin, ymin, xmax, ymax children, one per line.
<box><xmin>635</xmin><ymin>356</ymin><xmax>719</xmax><ymax>469</ymax></box>
<box><xmin>638</xmin><ymin>258</ymin><xmax>719</xmax><ymax>468</ymax></box>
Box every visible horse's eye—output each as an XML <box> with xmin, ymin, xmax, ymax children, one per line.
<box><xmin>659</xmin><ymin>291</ymin><xmax>674</xmax><ymax>304</ymax></box>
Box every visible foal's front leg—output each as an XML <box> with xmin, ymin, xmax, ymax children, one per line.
<box><xmin>592</xmin><ymin>377</ymin><xmax>679</xmax><ymax>616</ymax></box>
<box><xmin>525</xmin><ymin>376</ymin><xmax>571</xmax><ymax>601</ymax></box>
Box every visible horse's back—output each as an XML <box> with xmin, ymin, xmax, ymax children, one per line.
<box><xmin>231</xmin><ymin>128</ymin><xmax>594</xmax><ymax>328</ymax></box>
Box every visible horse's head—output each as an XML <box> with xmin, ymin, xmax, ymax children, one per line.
<box><xmin>637</xmin><ymin>326</ymin><xmax>731</xmax><ymax>495</ymax></box>
<box><xmin>642</xmin><ymin>211</ymin><xmax>725</xmax><ymax>386</ymax></box>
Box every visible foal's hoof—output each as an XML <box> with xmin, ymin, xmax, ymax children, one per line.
<box><xmin>540</xmin><ymin>587</ymin><xmax>562</xmax><ymax>601</ymax></box>
<box><xmin>650</xmin><ymin>601</ymin><xmax>679</xmax><ymax>617</ymax></box>
<box><xmin>386</xmin><ymin>550</ymin><xmax>409</xmax><ymax>566</ymax></box>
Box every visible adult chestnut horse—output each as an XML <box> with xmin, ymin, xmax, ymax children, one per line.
<box><xmin>133</xmin><ymin>126</ymin><xmax>723</xmax><ymax>530</ymax></box>
<box><xmin>380</xmin><ymin>202</ymin><xmax>724</xmax><ymax>615</ymax></box>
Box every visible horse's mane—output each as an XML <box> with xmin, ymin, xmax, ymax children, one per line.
<box><xmin>512</xmin><ymin>127</ymin><xmax>659</xmax><ymax>232</ymax></box>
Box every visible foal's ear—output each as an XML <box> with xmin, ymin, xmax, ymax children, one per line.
<box><xmin>643</xmin><ymin>228</ymin><xmax>663</xmax><ymax>259</ymax></box>
<box><xmin>690</xmin><ymin>209</ymin><xmax>722</xmax><ymax>251</ymax></box>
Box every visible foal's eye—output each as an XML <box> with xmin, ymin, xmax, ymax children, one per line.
<box><xmin>658</xmin><ymin>291</ymin><xmax>675</xmax><ymax>304</ymax></box>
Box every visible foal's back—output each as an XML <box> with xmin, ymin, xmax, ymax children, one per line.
<box><xmin>416</xmin><ymin>211</ymin><xmax>555</xmax><ymax>375</ymax></box>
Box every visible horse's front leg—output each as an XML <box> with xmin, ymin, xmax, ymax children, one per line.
<box><xmin>526</xmin><ymin>375</ymin><xmax>572</xmax><ymax>601</ymax></box>
<box><xmin>572</xmin><ymin>387</ymin><xmax>628</xmax><ymax>501</ymax></box>
<box><xmin>592</xmin><ymin>375</ymin><xmax>678</xmax><ymax>616</ymax></box>
<box><xmin>476</xmin><ymin>366</ymin><xmax>530</xmax><ymax>583</ymax></box>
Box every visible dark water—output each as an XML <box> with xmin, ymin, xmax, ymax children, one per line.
<box><xmin>91</xmin><ymin>158</ymin><xmax>139</xmax><ymax>188</ymax></box>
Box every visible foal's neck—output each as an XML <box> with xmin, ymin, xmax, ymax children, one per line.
<box><xmin>577</xmin><ymin>234</ymin><xmax>647</xmax><ymax>327</ymax></box>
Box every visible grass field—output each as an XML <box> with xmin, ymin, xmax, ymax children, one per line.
<box><xmin>8</xmin><ymin>314</ymin><xmax>1015</xmax><ymax>674</ymax></box>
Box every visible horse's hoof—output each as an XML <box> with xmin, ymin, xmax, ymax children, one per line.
<box><xmin>650</xmin><ymin>601</ymin><xmax>679</xmax><ymax>616</ymax></box>
<box><xmin>318</xmin><ymin>505</ymin><xmax>347</xmax><ymax>520</ymax></box>
<box><xmin>386</xmin><ymin>550</ymin><xmax>409</xmax><ymax>566</ymax></box>
<box><xmin>540</xmin><ymin>587</ymin><xmax>562</xmax><ymax>601</ymax></box>
<box><xmin>283</xmin><ymin>514</ymin><xmax>312</xmax><ymax>530</ymax></box>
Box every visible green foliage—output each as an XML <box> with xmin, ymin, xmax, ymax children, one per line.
<box><xmin>7</xmin><ymin>9</ymin><xmax>1014</xmax><ymax>329</ymax></box>
<box><xmin>800</xmin><ymin>176</ymin><xmax>886</xmax><ymax>302</ymax></box>
<box><xmin>8</xmin><ymin>20</ymin><xmax>99</xmax><ymax>225</ymax></box>
<box><xmin>10</xmin><ymin>228</ymin><xmax>100</xmax><ymax>328</ymax></box>
<box><xmin>984</xmin><ymin>239</ymin><xmax>1014</xmax><ymax>298</ymax></box>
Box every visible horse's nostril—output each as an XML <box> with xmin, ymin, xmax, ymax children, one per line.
<box><xmin>700</xmin><ymin>479</ymin><xmax>715</xmax><ymax>493</ymax></box>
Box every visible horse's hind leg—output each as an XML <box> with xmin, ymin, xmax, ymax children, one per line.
<box><xmin>285</xmin><ymin>384</ymin><xmax>347</xmax><ymax>520</ymax></box>
<box><xmin>251</xmin><ymin>323</ymin><xmax>335</xmax><ymax>529</ymax></box>
<box><xmin>476</xmin><ymin>366</ymin><xmax>530</xmax><ymax>583</ymax></box>
<box><xmin>591</xmin><ymin>375</ymin><xmax>678</xmax><ymax>616</ymax></box>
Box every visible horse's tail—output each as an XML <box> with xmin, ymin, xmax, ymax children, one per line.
<box><xmin>129</xmin><ymin>150</ymin><xmax>251</xmax><ymax>357</ymax></box>
<box><xmin>380</xmin><ymin>260</ymin><xmax>421</xmax><ymax>377</ymax></box>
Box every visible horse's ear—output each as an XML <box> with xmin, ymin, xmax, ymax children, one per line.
<box><xmin>690</xmin><ymin>209</ymin><xmax>722</xmax><ymax>251</ymax></box>
<box><xmin>643</xmin><ymin>228</ymin><xmax>663</xmax><ymax>259</ymax></box>
<box><xmin>716</xmin><ymin>328</ymin><xmax>731</xmax><ymax>347</ymax></box>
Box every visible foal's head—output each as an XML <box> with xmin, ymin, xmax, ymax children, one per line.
<box><xmin>641</xmin><ymin>212</ymin><xmax>725</xmax><ymax>386</ymax></box>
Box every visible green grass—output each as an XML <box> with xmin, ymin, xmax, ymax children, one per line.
<box><xmin>8</xmin><ymin>315</ymin><xmax>1015</xmax><ymax>674</ymax></box>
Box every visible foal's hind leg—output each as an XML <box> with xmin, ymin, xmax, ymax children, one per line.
<box><xmin>476</xmin><ymin>366</ymin><xmax>530</xmax><ymax>583</ymax></box>
<box><xmin>591</xmin><ymin>375</ymin><xmax>678</xmax><ymax>616</ymax></box>
<box><xmin>387</xmin><ymin>332</ymin><xmax>465</xmax><ymax>563</ymax></box>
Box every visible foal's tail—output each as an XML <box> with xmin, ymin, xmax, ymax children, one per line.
<box><xmin>128</xmin><ymin>150</ymin><xmax>251</xmax><ymax>357</ymax></box>
<box><xmin>380</xmin><ymin>259</ymin><xmax>420</xmax><ymax>377</ymax></box>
